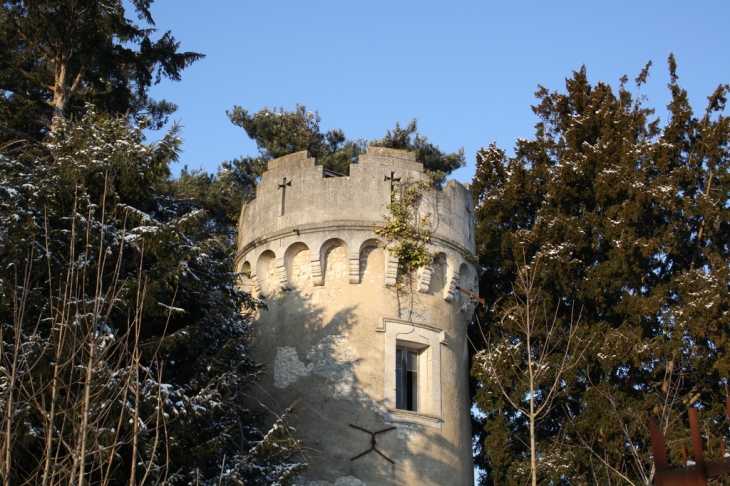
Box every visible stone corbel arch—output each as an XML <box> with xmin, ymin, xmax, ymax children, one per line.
<box><xmin>417</xmin><ymin>266</ymin><xmax>433</xmax><ymax>293</ymax></box>
<box><xmin>284</xmin><ymin>242</ymin><xmax>312</xmax><ymax>290</ymax></box>
<box><xmin>429</xmin><ymin>252</ymin><xmax>457</xmax><ymax>302</ymax></box>
<box><xmin>239</xmin><ymin>261</ymin><xmax>254</xmax><ymax>294</ymax></box>
<box><xmin>458</xmin><ymin>263</ymin><xmax>471</xmax><ymax>290</ymax></box>
<box><xmin>349</xmin><ymin>250</ymin><xmax>360</xmax><ymax>284</ymax></box>
<box><xmin>356</xmin><ymin>238</ymin><xmax>385</xmax><ymax>285</ymax></box>
<box><xmin>275</xmin><ymin>254</ymin><xmax>290</xmax><ymax>291</ymax></box>
<box><xmin>383</xmin><ymin>248</ymin><xmax>399</xmax><ymax>287</ymax></box>
<box><xmin>457</xmin><ymin>262</ymin><xmax>477</xmax><ymax>318</ymax></box>
<box><xmin>444</xmin><ymin>266</ymin><xmax>459</xmax><ymax>302</ymax></box>
<box><xmin>319</xmin><ymin>238</ymin><xmax>349</xmax><ymax>286</ymax></box>
<box><xmin>256</xmin><ymin>250</ymin><xmax>278</xmax><ymax>298</ymax></box>
<box><xmin>305</xmin><ymin>236</ymin><xmax>325</xmax><ymax>286</ymax></box>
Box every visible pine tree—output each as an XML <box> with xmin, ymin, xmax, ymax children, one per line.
<box><xmin>371</xmin><ymin>119</ymin><xmax>465</xmax><ymax>185</ymax></box>
<box><xmin>228</xmin><ymin>104</ymin><xmax>464</xmax><ymax>181</ymax></box>
<box><xmin>227</xmin><ymin>104</ymin><xmax>366</xmax><ymax>176</ymax></box>
<box><xmin>0</xmin><ymin>0</ymin><xmax>203</xmax><ymax>148</ymax></box>
<box><xmin>471</xmin><ymin>58</ymin><xmax>730</xmax><ymax>484</ymax></box>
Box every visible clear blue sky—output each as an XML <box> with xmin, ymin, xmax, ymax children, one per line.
<box><xmin>144</xmin><ymin>1</ymin><xmax>730</xmax><ymax>183</ymax></box>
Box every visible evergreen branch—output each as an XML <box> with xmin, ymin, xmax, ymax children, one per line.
<box><xmin>0</xmin><ymin>123</ymin><xmax>42</xmax><ymax>144</ymax></box>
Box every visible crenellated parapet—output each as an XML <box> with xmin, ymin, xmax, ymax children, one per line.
<box><xmin>236</xmin><ymin>146</ymin><xmax>478</xmax><ymax>305</ymax></box>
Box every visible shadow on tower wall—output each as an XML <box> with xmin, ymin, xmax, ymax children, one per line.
<box><xmin>244</xmin><ymin>285</ymin><xmax>470</xmax><ymax>485</ymax></box>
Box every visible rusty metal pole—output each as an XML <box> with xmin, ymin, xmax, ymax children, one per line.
<box><xmin>651</xmin><ymin>403</ymin><xmax>730</xmax><ymax>486</ymax></box>
<box><xmin>651</xmin><ymin>417</ymin><xmax>670</xmax><ymax>473</ymax></box>
<box><xmin>688</xmin><ymin>408</ymin><xmax>708</xmax><ymax>485</ymax></box>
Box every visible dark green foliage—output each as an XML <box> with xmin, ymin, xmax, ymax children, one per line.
<box><xmin>168</xmin><ymin>163</ymin><xmax>256</xmax><ymax>228</ymax></box>
<box><xmin>0</xmin><ymin>111</ymin><xmax>304</xmax><ymax>485</ymax></box>
<box><xmin>0</xmin><ymin>2</ymin><xmax>304</xmax><ymax>482</ymax></box>
<box><xmin>227</xmin><ymin>104</ymin><xmax>365</xmax><ymax>175</ymax></box>
<box><xmin>371</xmin><ymin>119</ymin><xmax>465</xmax><ymax>185</ymax></box>
<box><xmin>0</xmin><ymin>0</ymin><xmax>203</xmax><ymax>146</ymax></box>
<box><xmin>227</xmin><ymin>105</ymin><xmax>464</xmax><ymax>183</ymax></box>
<box><xmin>471</xmin><ymin>58</ymin><xmax>730</xmax><ymax>484</ymax></box>
<box><xmin>165</xmin><ymin>155</ymin><xmax>269</xmax><ymax>231</ymax></box>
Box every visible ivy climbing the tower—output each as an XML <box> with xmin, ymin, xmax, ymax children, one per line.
<box><xmin>375</xmin><ymin>179</ymin><xmax>433</xmax><ymax>280</ymax></box>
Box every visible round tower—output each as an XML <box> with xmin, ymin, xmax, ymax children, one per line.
<box><xmin>236</xmin><ymin>147</ymin><xmax>477</xmax><ymax>486</ymax></box>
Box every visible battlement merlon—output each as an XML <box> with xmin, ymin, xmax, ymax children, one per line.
<box><xmin>237</xmin><ymin>147</ymin><xmax>476</xmax><ymax>256</ymax></box>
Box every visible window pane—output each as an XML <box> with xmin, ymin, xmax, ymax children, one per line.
<box><xmin>407</xmin><ymin>350</ymin><xmax>418</xmax><ymax>371</ymax></box>
<box><xmin>396</xmin><ymin>347</ymin><xmax>419</xmax><ymax>412</ymax></box>
<box><xmin>407</xmin><ymin>366</ymin><xmax>417</xmax><ymax>412</ymax></box>
<box><xmin>407</xmin><ymin>350</ymin><xmax>418</xmax><ymax>411</ymax></box>
<box><xmin>396</xmin><ymin>348</ymin><xmax>403</xmax><ymax>409</ymax></box>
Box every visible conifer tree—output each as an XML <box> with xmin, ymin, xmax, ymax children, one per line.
<box><xmin>0</xmin><ymin>111</ymin><xmax>304</xmax><ymax>486</ymax></box>
<box><xmin>0</xmin><ymin>3</ymin><xmax>305</xmax><ymax>483</ymax></box>
<box><xmin>228</xmin><ymin>104</ymin><xmax>464</xmax><ymax>181</ymax></box>
<box><xmin>371</xmin><ymin>119</ymin><xmax>465</xmax><ymax>185</ymax></box>
<box><xmin>471</xmin><ymin>57</ymin><xmax>730</xmax><ymax>484</ymax></box>
<box><xmin>0</xmin><ymin>0</ymin><xmax>203</xmax><ymax>148</ymax></box>
<box><xmin>227</xmin><ymin>104</ymin><xmax>364</xmax><ymax>176</ymax></box>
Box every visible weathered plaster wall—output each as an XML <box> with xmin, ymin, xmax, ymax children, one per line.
<box><xmin>237</xmin><ymin>147</ymin><xmax>476</xmax><ymax>486</ymax></box>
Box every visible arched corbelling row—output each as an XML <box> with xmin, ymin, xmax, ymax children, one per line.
<box><xmin>417</xmin><ymin>263</ymin><xmax>433</xmax><ymax>293</ymax></box>
<box><xmin>383</xmin><ymin>249</ymin><xmax>399</xmax><ymax>287</ymax></box>
<box><xmin>239</xmin><ymin>236</ymin><xmax>479</xmax><ymax>301</ymax></box>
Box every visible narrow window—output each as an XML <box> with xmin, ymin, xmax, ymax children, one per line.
<box><xmin>396</xmin><ymin>346</ymin><xmax>419</xmax><ymax>411</ymax></box>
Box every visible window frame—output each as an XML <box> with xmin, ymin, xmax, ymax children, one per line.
<box><xmin>377</xmin><ymin>316</ymin><xmax>445</xmax><ymax>428</ymax></box>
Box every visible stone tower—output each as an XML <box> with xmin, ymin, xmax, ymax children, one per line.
<box><xmin>236</xmin><ymin>147</ymin><xmax>477</xmax><ymax>485</ymax></box>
